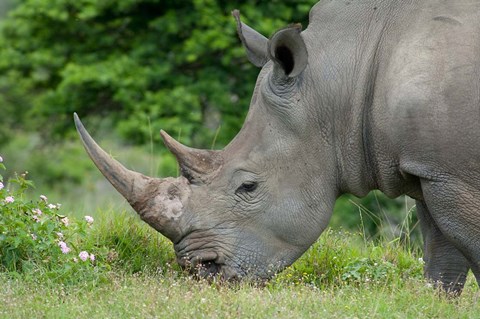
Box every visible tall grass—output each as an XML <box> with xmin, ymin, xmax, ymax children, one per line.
<box><xmin>85</xmin><ymin>210</ymin><xmax>179</xmax><ymax>275</ymax></box>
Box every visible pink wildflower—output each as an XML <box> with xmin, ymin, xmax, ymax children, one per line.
<box><xmin>58</xmin><ymin>241</ymin><xmax>71</xmax><ymax>254</ymax></box>
<box><xmin>0</xmin><ymin>155</ymin><xmax>3</xmax><ymax>163</ymax></box>
<box><xmin>0</xmin><ymin>182</ymin><xmax>4</xmax><ymax>191</ymax></box>
<box><xmin>5</xmin><ymin>196</ymin><xmax>14</xmax><ymax>203</ymax></box>
<box><xmin>48</xmin><ymin>203</ymin><xmax>57</xmax><ymax>209</ymax></box>
<box><xmin>61</xmin><ymin>217</ymin><xmax>69</xmax><ymax>226</ymax></box>
<box><xmin>40</xmin><ymin>195</ymin><xmax>47</xmax><ymax>202</ymax></box>
<box><xmin>85</xmin><ymin>215</ymin><xmax>94</xmax><ymax>224</ymax></box>
<box><xmin>32</xmin><ymin>215</ymin><xmax>40</xmax><ymax>223</ymax></box>
<box><xmin>90</xmin><ymin>254</ymin><xmax>95</xmax><ymax>262</ymax></box>
<box><xmin>32</xmin><ymin>208</ymin><xmax>42</xmax><ymax>215</ymax></box>
<box><xmin>79</xmin><ymin>251</ymin><xmax>89</xmax><ymax>261</ymax></box>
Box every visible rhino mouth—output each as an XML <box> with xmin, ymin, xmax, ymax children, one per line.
<box><xmin>176</xmin><ymin>250</ymin><xmax>243</xmax><ymax>281</ymax></box>
<box><xmin>195</xmin><ymin>261</ymin><xmax>245</xmax><ymax>282</ymax></box>
<box><xmin>194</xmin><ymin>261</ymin><xmax>222</xmax><ymax>278</ymax></box>
<box><xmin>182</xmin><ymin>257</ymin><xmax>230</xmax><ymax>280</ymax></box>
<box><xmin>176</xmin><ymin>250</ymin><xmax>223</xmax><ymax>278</ymax></box>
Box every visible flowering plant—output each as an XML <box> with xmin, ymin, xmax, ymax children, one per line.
<box><xmin>0</xmin><ymin>155</ymin><xmax>105</xmax><ymax>280</ymax></box>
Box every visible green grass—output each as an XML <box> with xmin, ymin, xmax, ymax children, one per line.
<box><xmin>3</xmin><ymin>272</ymin><xmax>479</xmax><ymax>319</ymax></box>
<box><xmin>1</xmin><ymin>211</ymin><xmax>479</xmax><ymax>318</ymax></box>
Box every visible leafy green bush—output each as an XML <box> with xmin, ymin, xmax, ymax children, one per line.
<box><xmin>0</xmin><ymin>0</ymin><xmax>318</xmax><ymax>147</ymax></box>
<box><xmin>0</xmin><ymin>156</ymin><xmax>108</xmax><ymax>282</ymax></box>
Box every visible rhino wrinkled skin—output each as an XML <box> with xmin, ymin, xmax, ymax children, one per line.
<box><xmin>75</xmin><ymin>1</ymin><xmax>480</xmax><ymax>294</ymax></box>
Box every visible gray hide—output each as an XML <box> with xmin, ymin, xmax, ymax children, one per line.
<box><xmin>75</xmin><ymin>1</ymin><xmax>480</xmax><ymax>294</ymax></box>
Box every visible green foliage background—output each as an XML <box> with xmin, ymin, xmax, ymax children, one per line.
<box><xmin>0</xmin><ymin>0</ymin><xmax>418</xmax><ymax>242</ymax></box>
<box><xmin>0</xmin><ymin>0</ymin><xmax>317</xmax><ymax>147</ymax></box>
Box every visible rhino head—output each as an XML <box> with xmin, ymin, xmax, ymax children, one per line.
<box><xmin>75</xmin><ymin>11</ymin><xmax>340</xmax><ymax>280</ymax></box>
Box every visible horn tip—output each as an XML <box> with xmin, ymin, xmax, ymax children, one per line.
<box><xmin>73</xmin><ymin>112</ymin><xmax>84</xmax><ymax>132</ymax></box>
<box><xmin>159</xmin><ymin>130</ymin><xmax>171</xmax><ymax>142</ymax></box>
<box><xmin>160</xmin><ymin>130</ymin><xmax>176</xmax><ymax>150</ymax></box>
<box><xmin>159</xmin><ymin>130</ymin><xmax>191</xmax><ymax>159</ymax></box>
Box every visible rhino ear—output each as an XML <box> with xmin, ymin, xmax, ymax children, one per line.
<box><xmin>268</xmin><ymin>24</ymin><xmax>308</xmax><ymax>78</ymax></box>
<box><xmin>232</xmin><ymin>10</ymin><xmax>269</xmax><ymax>68</ymax></box>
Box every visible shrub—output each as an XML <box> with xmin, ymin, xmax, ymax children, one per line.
<box><xmin>0</xmin><ymin>155</ymin><xmax>107</xmax><ymax>283</ymax></box>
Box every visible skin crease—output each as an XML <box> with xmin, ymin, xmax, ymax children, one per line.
<box><xmin>77</xmin><ymin>0</ymin><xmax>480</xmax><ymax>294</ymax></box>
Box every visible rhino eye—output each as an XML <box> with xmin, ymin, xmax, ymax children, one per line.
<box><xmin>237</xmin><ymin>181</ymin><xmax>258</xmax><ymax>193</ymax></box>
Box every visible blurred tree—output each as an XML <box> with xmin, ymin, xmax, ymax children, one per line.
<box><xmin>0</xmin><ymin>0</ymin><xmax>317</xmax><ymax>147</ymax></box>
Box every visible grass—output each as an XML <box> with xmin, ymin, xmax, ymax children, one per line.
<box><xmin>3</xmin><ymin>272</ymin><xmax>479</xmax><ymax>319</ymax></box>
<box><xmin>1</xmin><ymin>211</ymin><xmax>480</xmax><ymax>318</ymax></box>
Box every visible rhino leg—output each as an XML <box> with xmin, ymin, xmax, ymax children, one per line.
<box><xmin>416</xmin><ymin>200</ymin><xmax>470</xmax><ymax>294</ymax></box>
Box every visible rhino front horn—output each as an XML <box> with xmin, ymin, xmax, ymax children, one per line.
<box><xmin>160</xmin><ymin>130</ymin><xmax>223</xmax><ymax>183</ymax></box>
<box><xmin>74</xmin><ymin>113</ymin><xmax>189</xmax><ymax>242</ymax></box>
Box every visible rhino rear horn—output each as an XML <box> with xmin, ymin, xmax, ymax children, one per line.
<box><xmin>160</xmin><ymin>130</ymin><xmax>223</xmax><ymax>183</ymax></box>
<box><xmin>232</xmin><ymin>9</ymin><xmax>269</xmax><ymax>67</ymax></box>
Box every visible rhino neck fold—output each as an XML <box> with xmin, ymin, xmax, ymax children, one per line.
<box><xmin>311</xmin><ymin>1</ymin><xmax>420</xmax><ymax>198</ymax></box>
<box><xmin>302</xmin><ymin>7</ymin><xmax>394</xmax><ymax>197</ymax></box>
